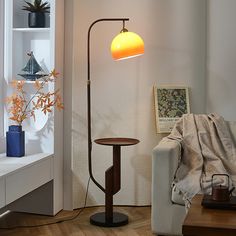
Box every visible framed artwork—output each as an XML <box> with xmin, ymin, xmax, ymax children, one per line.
<box><xmin>154</xmin><ymin>85</ymin><xmax>190</xmax><ymax>133</ymax></box>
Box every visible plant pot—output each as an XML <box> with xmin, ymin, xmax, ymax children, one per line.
<box><xmin>6</xmin><ymin>125</ymin><xmax>25</xmax><ymax>157</ymax></box>
<box><xmin>28</xmin><ymin>12</ymin><xmax>45</xmax><ymax>28</ymax></box>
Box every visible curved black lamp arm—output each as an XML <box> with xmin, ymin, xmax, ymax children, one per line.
<box><xmin>87</xmin><ymin>18</ymin><xmax>129</xmax><ymax>193</ymax></box>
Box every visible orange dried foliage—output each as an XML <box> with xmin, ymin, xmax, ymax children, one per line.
<box><xmin>5</xmin><ymin>70</ymin><xmax>64</xmax><ymax>126</ymax></box>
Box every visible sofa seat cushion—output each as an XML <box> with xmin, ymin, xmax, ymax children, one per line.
<box><xmin>171</xmin><ymin>184</ymin><xmax>185</xmax><ymax>206</ymax></box>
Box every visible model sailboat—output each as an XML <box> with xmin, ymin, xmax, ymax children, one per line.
<box><xmin>18</xmin><ymin>51</ymin><xmax>48</xmax><ymax>81</ymax></box>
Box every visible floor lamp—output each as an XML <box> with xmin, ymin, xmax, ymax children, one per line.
<box><xmin>87</xmin><ymin>18</ymin><xmax>144</xmax><ymax>227</ymax></box>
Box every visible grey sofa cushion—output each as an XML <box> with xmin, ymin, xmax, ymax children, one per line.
<box><xmin>171</xmin><ymin>183</ymin><xmax>185</xmax><ymax>206</ymax></box>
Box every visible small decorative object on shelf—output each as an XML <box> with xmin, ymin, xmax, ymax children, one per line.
<box><xmin>5</xmin><ymin>69</ymin><xmax>64</xmax><ymax>157</ymax></box>
<box><xmin>18</xmin><ymin>51</ymin><xmax>48</xmax><ymax>81</ymax></box>
<box><xmin>22</xmin><ymin>0</ymin><xmax>50</xmax><ymax>28</ymax></box>
<box><xmin>6</xmin><ymin>125</ymin><xmax>25</xmax><ymax>157</ymax></box>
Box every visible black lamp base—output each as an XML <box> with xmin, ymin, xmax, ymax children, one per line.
<box><xmin>90</xmin><ymin>212</ymin><xmax>128</xmax><ymax>227</ymax></box>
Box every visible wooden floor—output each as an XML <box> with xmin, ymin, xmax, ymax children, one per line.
<box><xmin>0</xmin><ymin>206</ymin><xmax>153</xmax><ymax>236</ymax></box>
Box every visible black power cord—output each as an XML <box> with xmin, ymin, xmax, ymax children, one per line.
<box><xmin>0</xmin><ymin>177</ymin><xmax>91</xmax><ymax>230</ymax></box>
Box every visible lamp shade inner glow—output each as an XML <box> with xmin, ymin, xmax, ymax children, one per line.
<box><xmin>111</xmin><ymin>31</ymin><xmax>144</xmax><ymax>60</ymax></box>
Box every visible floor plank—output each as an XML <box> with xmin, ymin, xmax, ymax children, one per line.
<box><xmin>0</xmin><ymin>206</ymin><xmax>153</xmax><ymax>236</ymax></box>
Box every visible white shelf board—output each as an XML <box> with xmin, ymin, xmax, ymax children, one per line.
<box><xmin>14</xmin><ymin>80</ymin><xmax>54</xmax><ymax>84</ymax></box>
<box><xmin>13</xmin><ymin>28</ymin><xmax>50</xmax><ymax>33</ymax></box>
<box><xmin>0</xmin><ymin>153</ymin><xmax>53</xmax><ymax>178</ymax></box>
<box><xmin>15</xmin><ymin>80</ymin><xmax>44</xmax><ymax>84</ymax></box>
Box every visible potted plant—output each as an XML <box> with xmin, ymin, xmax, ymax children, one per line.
<box><xmin>22</xmin><ymin>0</ymin><xmax>50</xmax><ymax>28</ymax></box>
<box><xmin>5</xmin><ymin>69</ymin><xmax>63</xmax><ymax>157</ymax></box>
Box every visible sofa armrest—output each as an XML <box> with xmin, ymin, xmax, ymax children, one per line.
<box><xmin>152</xmin><ymin>138</ymin><xmax>184</xmax><ymax>235</ymax></box>
<box><xmin>152</xmin><ymin>139</ymin><xmax>181</xmax><ymax>198</ymax></box>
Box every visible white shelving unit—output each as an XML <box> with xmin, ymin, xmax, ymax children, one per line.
<box><xmin>3</xmin><ymin>0</ymin><xmax>64</xmax><ymax>215</ymax></box>
<box><xmin>0</xmin><ymin>153</ymin><xmax>53</xmax><ymax>208</ymax></box>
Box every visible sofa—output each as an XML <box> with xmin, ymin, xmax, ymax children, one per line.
<box><xmin>151</xmin><ymin>120</ymin><xmax>236</xmax><ymax>235</ymax></box>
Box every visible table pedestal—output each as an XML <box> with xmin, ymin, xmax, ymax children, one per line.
<box><xmin>90</xmin><ymin>138</ymin><xmax>139</xmax><ymax>227</ymax></box>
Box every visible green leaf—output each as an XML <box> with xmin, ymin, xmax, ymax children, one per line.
<box><xmin>40</xmin><ymin>2</ymin><xmax>49</xmax><ymax>8</ymax></box>
<box><xmin>22</xmin><ymin>0</ymin><xmax>50</xmax><ymax>12</ymax></box>
<box><xmin>24</xmin><ymin>1</ymin><xmax>35</xmax><ymax>9</ymax></box>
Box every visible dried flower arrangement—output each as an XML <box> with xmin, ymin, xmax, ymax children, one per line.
<box><xmin>5</xmin><ymin>69</ymin><xmax>64</xmax><ymax>126</ymax></box>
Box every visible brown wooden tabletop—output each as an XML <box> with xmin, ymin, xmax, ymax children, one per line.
<box><xmin>182</xmin><ymin>194</ymin><xmax>236</xmax><ymax>236</ymax></box>
<box><xmin>94</xmin><ymin>137</ymin><xmax>139</xmax><ymax>146</ymax></box>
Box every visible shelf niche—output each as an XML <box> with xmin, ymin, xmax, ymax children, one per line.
<box><xmin>13</xmin><ymin>0</ymin><xmax>50</xmax><ymax>29</ymax></box>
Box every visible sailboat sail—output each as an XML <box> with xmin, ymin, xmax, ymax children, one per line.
<box><xmin>18</xmin><ymin>51</ymin><xmax>48</xmax><ymax>81</ymax></box>
<box><xmin>22</xmin><ymin>52</ymin><xmax>43</xmax><ymax>74</ymax></box>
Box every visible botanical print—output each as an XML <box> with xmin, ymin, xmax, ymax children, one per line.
<box><xmin>157</xmin><ymin>88</ymin><xmax>188</xmax><ymax>118</ymax></box>
<box><xmin>154</xmin><ymin>86</ymin><xmax>190</xmax><ymax>133</ymax></box>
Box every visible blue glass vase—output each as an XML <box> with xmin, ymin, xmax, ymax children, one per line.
<box><xmin>6</xmin><ymin>125</ymin><xmax>25</xmax><ymax>157</ymax></box>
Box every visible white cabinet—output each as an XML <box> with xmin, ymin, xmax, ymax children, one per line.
<box><xmin>0</xmin><ymin>153</ymin><xmax>53</xmax><ymax>209</ymax></box>
<box><xmin>0</xmin><ymin>178</ymin><xmax>5</xmax><ymax>209</ymax></box>
<box><xmin>4</xmin><ymin>0</ymin><xmax>64</xmax><ymax>215</ymax></box>
<box><xmin>5</xmin><ymin>157</ymin><xmax>52</xmax><ymax>205</ymax></box>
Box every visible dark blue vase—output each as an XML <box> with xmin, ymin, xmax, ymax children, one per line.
<box><xmin>6</xmin><ymin>125</ymin><xmax>25</xmax><ymax>157</ymax></box>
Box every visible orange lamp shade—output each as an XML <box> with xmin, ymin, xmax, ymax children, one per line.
<box><xmin>111</xmin><ymin>31</ymin><xmax>144</xmax><ymax>60</ymax></box>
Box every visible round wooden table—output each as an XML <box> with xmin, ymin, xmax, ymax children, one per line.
<box><xmin>90</xmin><ymin>137</ymin><xmax>139</xmax><ymax>227</ymax></box>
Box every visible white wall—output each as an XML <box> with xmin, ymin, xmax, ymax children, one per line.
<box><xmin>206</xmin><ymin>0</ymin><xmax>236</xmax><ymax>121</ymax></box>
<box><xmin>64</xmin><ymin>0</ymin><xmax>206</xmax><ymax>208</ymax></box>
<box><xmin>0</xmin><ymin>0</ymin><xmax>5</xmax><ymax>150</ymax></box>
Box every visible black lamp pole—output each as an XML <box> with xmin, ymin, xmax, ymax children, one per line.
<box><xmin>87</xmin><ymin>18</ymin><xmax>129</xmax><ymax>192</ymax></box>
<box><xmin>87</xmin><ymin>18</ymin><xmax>141</xmax><ymax>227</ymax></box>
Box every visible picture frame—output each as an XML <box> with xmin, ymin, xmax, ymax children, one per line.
<box><xmin>154</xmin><ymin>85</ymin><xmax>190</xmax><ymax>133</ymax></box>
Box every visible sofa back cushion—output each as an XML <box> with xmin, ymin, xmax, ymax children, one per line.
<box><xmin>226</xmin><ymin>121</ymin><xmax>236</xmax><ymax>146</ymax></box>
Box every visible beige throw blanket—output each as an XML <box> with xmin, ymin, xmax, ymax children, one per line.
<box><xmin>167</xmin><ymin>114</ymin><xmax>236</xmax><ymax>206</ymax></box>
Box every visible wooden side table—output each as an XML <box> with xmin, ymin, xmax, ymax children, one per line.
<box><xmin>90</xmin><ymin>137</ymin><xmax>139</xmax><ymax>227</ymax></box>
<box><xmin>182</xmin><ymin>195</ymin><xmax>236</xmax><ymax>236</ymax></box>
